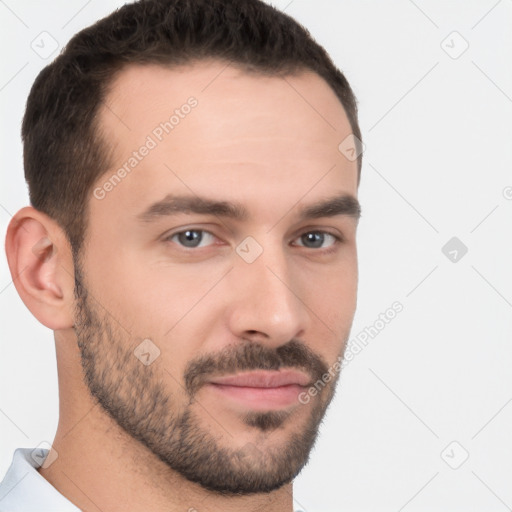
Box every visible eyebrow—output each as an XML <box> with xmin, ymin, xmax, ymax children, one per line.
<box><xmin>137</xmin><ymin>193</ymin><xmax>361</xmax><ymax>223</ymax></box>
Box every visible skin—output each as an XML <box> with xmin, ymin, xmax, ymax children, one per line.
<box><xmin>5</xmin><ymin>60</ymin><xmax>360</xmax><ymax>512</ymax></box>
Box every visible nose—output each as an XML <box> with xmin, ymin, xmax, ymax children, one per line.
<box><xmin>224</xmin><ymin>242</ymin><xmax>310</xmax><ymax>347</ymax></box>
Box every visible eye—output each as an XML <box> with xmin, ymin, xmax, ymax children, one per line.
<box><xmin>294</xmin><ymin>231</ymin><xmax>340</xmax><ymax>250</ymax></box>
<box><xmin>166</xmin><ymin>229</ymin><xmax>216</xmax><ymax>248</ymax></box>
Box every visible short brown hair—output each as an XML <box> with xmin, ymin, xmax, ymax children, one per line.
<box><xmin>22</xmin><ymin>0</ymin><xmax>362</xmax><ymax>255</ymax></box>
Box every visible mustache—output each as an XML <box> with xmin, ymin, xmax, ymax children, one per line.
<box><xmin>184</xmin><ymin>339</ymin><xmax>329</xmax><ymax>398</ymax></box>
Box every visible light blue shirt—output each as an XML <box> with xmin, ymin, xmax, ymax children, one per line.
<box><xmin>0</xmin><ymin>448</ymin><xmax>79</xmax><ymax>511</ymax></box>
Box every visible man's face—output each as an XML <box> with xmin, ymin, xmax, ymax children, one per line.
<box><xmin>75</xmin><ymin>60</ymin><xmax>359</xmax><ymax>493</ymax></box>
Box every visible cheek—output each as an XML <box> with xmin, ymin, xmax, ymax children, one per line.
<box><xmin>85</xmin><ymin>242</ymin><xmax>216</xmax><ymax>321</ymax></box>
<box><xmin>302</xmin><ymin>258</ymin><xmax>358</xmax><ymax>352</ymax></box>
<box><xmin>82</xmin><ymin>250</ymin><xmax>227</xmax><ymax>374</ymax></box>
<box><xmin>306</xmin><ymin>250</ymin><xmax>357</xmax><ymax>304</ymax></box>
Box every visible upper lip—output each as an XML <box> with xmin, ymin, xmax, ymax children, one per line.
<box><xmin>208</xmin><ymin>370</ymin><xmax>312</xmax><ymax>388</ymax></box>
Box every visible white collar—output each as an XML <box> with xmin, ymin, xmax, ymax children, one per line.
<box><xmin>0</xmin><ymin>447</ymin><xmax>80</xmax><ymax>511</ymax></box>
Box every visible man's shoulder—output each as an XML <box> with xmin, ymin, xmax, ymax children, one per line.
<box><xmin>0</xmin><ymin>447</ymin><xmax>79</xmax><ymax>512</ymax></box>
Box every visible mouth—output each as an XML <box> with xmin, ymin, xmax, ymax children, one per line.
<box><xmin>205</xmin><ymin>369</ymin><xmax>313</xmax><ymax>410</ymax></box>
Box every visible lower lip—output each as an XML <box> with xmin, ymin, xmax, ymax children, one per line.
<box><xmin>206</xmin><ymin>383</ymin><xmax>305</xmax><ymax>410</ymax></box>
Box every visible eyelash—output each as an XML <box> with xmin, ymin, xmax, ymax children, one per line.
<box><xmin>163</xmin><ymin>228</ymin><xmax>344</xmax><ymax>254</ymax></box>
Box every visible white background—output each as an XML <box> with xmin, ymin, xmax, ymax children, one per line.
<box><xmin>1</xmin><ymin>1</ymin><xmax>511</xmax><ymax>511</ymax></box>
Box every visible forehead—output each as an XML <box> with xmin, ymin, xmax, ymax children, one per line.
<box><xmin>92</xmin><ymin>60</ymin><xmax>357</xmax><ymax>223</ymax></box>
<box><xmin>103</xmin><ymin>59</ymin><xmax>349</xmax><ymax>130</ymax></box>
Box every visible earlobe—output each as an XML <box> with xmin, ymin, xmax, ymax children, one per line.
<box><xmin>5</xmin><ymin>206</ymin><xmax>75</xmax><ymax>330</ymax></box>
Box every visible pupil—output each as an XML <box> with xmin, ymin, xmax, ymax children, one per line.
<box><xmin>303</xmin><ymin>232</ymin><xmax>323</xmax><ymax>248</ymax></box>
<box><xmin>180</xmin><ymin>230</ymin><xmax>201</xmax><ymax>247</ymax></box>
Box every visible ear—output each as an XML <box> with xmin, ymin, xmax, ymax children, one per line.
<box><xmin>5</xmin><ymin>206</ymin><xmax>76</xmax><ymax>330</ymax></box>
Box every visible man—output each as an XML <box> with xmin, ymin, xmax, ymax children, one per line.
<box><xmin>1</xmin><ymin>0</ymin><xmax>362</xmax><ymax>510</ymax></box>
